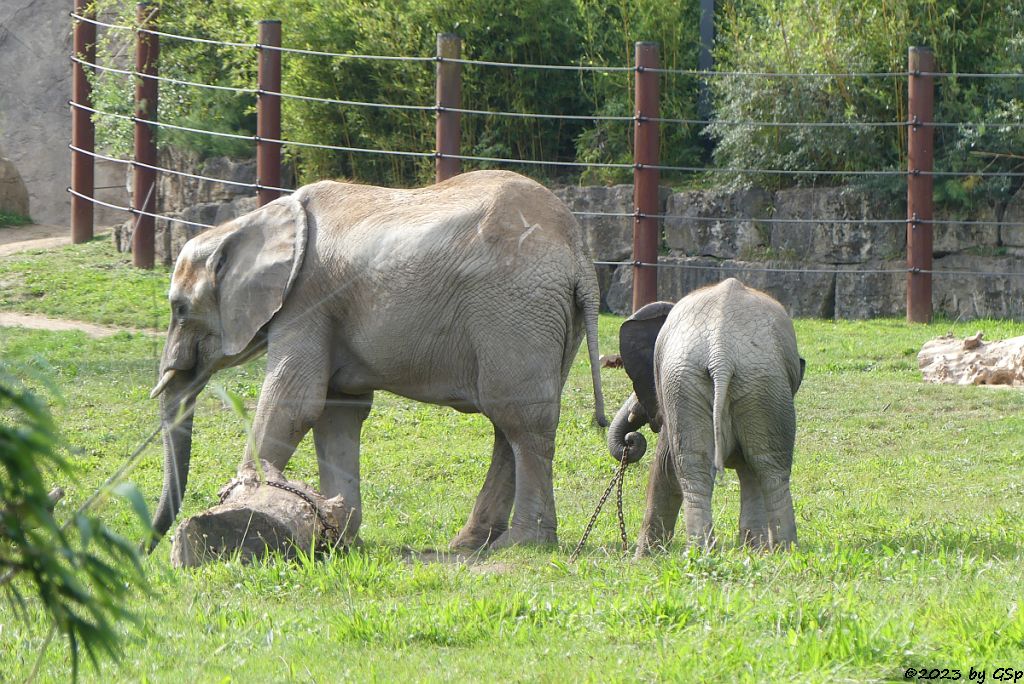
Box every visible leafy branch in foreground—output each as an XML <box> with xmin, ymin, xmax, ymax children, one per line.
<box><xmin>0</xmin><ymin>375</ymin><xmax>150</xmax><ymax>679</ymax></box>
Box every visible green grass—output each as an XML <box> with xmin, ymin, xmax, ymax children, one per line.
<box><xmin>0</xmin><ymin>210</ymin><xmax>31</xmax><ymax>227</ymax></box>
<box><xmin>2</xmin><ymin>241</ymin><xmax>1024</xmax><ymax>681</ymax></box>
<box><xmin>0</xmin><ymin>238</ymin><xmax>170</xmax><ymax>328</ymax></box>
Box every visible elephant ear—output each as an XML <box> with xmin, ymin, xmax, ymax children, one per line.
<box><xmin>212</xmin><ymin>196</ymin><xmax>308</xmax><ymax>357</ymax></box>
<box><xmin>619</xmin><ymin>301</ymin><xmax>674</xmax><ymax>432</ymax></box>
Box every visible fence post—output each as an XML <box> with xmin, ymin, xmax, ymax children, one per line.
<box><xmin>906</xmin><ymin>46</ymin><xmax>935</xmax><ymax>323</ymax></box>
<box><xmin>435</xmin><ymin>33</ymin><xmax>461</xmax><ymax>183</ymax></box>
<box><xmin>71</xmin><ymin>0</ymin><xmax>96</xmax><ymax>243</ymax></box>
<box><xmin>257</xmin><ymin>20</ymin><xmax>282</xmax><ymax>206</ymax></box>
<box><xmin>131</xmin><ymin>1</ymin><xmax>159</xmax><ymax>269</ymax></box>
<box><xmin>632</xmin><ymin>42</ymin><xmax>660</xmax><ymax>312</ymax></box>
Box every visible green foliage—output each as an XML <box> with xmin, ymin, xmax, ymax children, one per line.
<box><xmin>0</xmin><ymin>371</ymin><xmax>150</xmax><ymax>678</ymax></box>
<box><xmin>711</xmin><ymin>0</ymin><xmax>1024</xmax><ymax>198</ymax></box>
<box><xmin>0</xmin><ymin>211</ymin><xmax>31</xmax><ymax>228</ymax></box>
<box><xmin>89</xmin><ymin>0</ymin><xmax>707</xmax><ymax>185</ymax></box>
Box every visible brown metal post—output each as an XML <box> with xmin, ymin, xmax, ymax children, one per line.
<box><xmin>435</xmin><ymin>33</ymin><xmax>461</xmax><ymax>183</ymax></box>
<box><xmin>632</xmin><ymin>42</ymin><xmax>660</xmax><ymax>312</ymax></box>
<box><xmin>906</xmin><ymin>46</ymin><xmax>935</xmax><ymax>323</ymax></box>
<box><xmin>71</xmin><ymin>0</ymin><xmax>96</xmax><ymax>243</ymax></box>
<box><xmin>131</xmin><ymin>2</ymin><xmax>159</xmax><ymax>269</ymax></box>
<box><xmin>257</xmin><ymin>20</ymin><xmax>282</xmax><ymax>206</ymax></box>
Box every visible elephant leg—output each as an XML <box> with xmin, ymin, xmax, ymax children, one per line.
<box><xmin>489</xmin><ymin>407</ymin><xmax>560</xmax><ymax>548</ymax></box>
<box><xmin>635</xmin><ymin>437</ymin><xmax>682</xmax><ymax>557</ymax></box>
<box><xmin>734</xmin><ymin>390</ymin><xmax>797</xmax><ymax>551</ymax></box>
<box><xmin>735</xmin><ymin>460</ymin><xmax>769</xmax><ymax>550</ymax></box>
<box><xmin>449</xmin><ymin>425</ymin><xmax>515</xmax><ymax>550</ymax></box>
<box><xmin>243</xmin><ymin>336</ymin><xmax>330</xmax><ymax>473</ymax></box>
<box><xmin>313</xmin><ymin>391</ymin><xmax>373</xmax><ymax>542</ymax></box>
<box><xmin>745</xmin><ymin>454</ymin><xmax>796</xmax><ymax>550</ymax></box>
<box><xmin>675</xmin><ymin>446</ymin><xmax>717</xmax><ymax>550</ymax></box>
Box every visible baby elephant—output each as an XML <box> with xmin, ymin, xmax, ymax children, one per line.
<box><xmin>607</xmin><ymin>278</ymin><xmax>805</xmax><ymax>554</ymax></box>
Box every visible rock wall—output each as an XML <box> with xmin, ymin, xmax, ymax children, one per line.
<box><xmin>110</xmin><ymin>153</ymin><xmax>1024</xmax><ymax>320</ymax></box>
<box><xmin>557</xmin><ymin>183</ymin><xmax>1024</xmax><ymax>320</ymax></box>
<box><xmin>0</xmin><ymin>1</ymin><xmax>128</xmax><ymax>226</ymax></box>
<box><xmin>0</xmin><ymin>0</ymin><xmax>71</xmax><ymax>225</ymax></box>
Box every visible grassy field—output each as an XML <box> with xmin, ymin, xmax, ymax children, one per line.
<box><xmin>2</xmin><ymin>240</ymin><xmax>1023</xmax><ymax>682</ymax></box>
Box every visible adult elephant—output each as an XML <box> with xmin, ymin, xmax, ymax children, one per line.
<box><xmin>607</xmin><ymin>278</ymin><xmax>804</xmax><ymax>554</ymax></box>
<box><xmin>149</xmin><ymin>170</ymin><xmax>606</xmax><ymax>552</ymax></box>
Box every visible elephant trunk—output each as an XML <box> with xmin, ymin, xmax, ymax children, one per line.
<box><xmin>607</xmin><ymin>392</ymin><xmax>648</xmax><ymax>464</ymax></box>
<box><xmin>148</xmin><ymin>370</ymin><xmax>202</xmax><ymax>552</ymax></box>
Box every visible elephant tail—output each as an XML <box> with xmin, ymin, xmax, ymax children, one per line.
<box><xmin>576</xmin><ymin>263</ymin><xmax>607</xmax><ymax>428</ymax></box>
<box><xmin>711</xmin><ymin>366</ymin><xmax>732</xmax><ymax>477</ymax></box>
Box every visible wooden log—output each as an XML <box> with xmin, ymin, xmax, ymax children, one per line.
<box><xmin>918</xmin><ymin>332</ymin><xmax>1024</xmax><ymax>387</ymax></box>
<box><xmin>170</xmin><ymin>461</ymin><xmax>357</xmax><ymax>568</ymax></box>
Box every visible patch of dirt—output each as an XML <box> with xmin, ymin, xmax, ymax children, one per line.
<box><xmin>0</xmin><ymin>312</ymin><xmax>158</xmax><ymax>338</ymax></box>
<box><xmin>0</xmin><ymin>224</ymin><xmax>110</xmax><ymax>257</ymax></box>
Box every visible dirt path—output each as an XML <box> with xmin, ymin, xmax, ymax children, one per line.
<box><xmin>0</xmin><ymin>312</ymin><xmax>158</xmax><ymax>338</ymax></box>
<box><xmin>0</xmin><ymin>227</ymin><xmax>154</xmax><ymax>338</ymax></box>
<box><xmin>0</xmin><ymin>223</ymin><xmax>110</xmax><ymax>257</ymax></box>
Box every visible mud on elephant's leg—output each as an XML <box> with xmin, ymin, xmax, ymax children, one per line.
<box><xmin>449</xmin><ymin>425</ymin><xmax>515</xmax><ymax>550</ymax></box>
<box><xmin>635</xmin><ymin>438</ymin><xmax>682</xmax><ymax>557</ymax></box>
<box><xmin>313</xmin><ymin>392</ymin><xmax>373</xmax><ymax>543</ymax></box>
<box><xmin>735</xmin><ymin>461</ymin><xmax>769</xmax><ymax>550</ymax></box>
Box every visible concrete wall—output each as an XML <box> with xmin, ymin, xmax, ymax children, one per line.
<box><xmin>0</xmin><ymin>0</ymin><xmax>125</xmax><ymax>227</ymax></box>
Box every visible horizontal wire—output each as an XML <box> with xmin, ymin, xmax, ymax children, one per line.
<box><xmin>68</xmin><ymin>14</ymin><xmax>1024</xmax><ymax>80</ymax></box>
<box><xmin>594</xmin><ymin>260</ymin><xmax>1024</xmax><ymax>278</ymax></box>
<box><xmin>648</xmin><ymin>67</ymin><xmax>907</xmax><ymax>78</ymax></box>
<box><xmin>68</xmin><ymin>144</ymin><xmax>296</xmax><ymax>194</ymax></box>
<box><xmin>71</xmin><ymin>12</ymin><xmax>254</xmax><ymax>49</ymax></box>
<box><xmin>657</xmin><ymin>116</ymin><xmax>906</xmax><ymax>128</ymax></box>
<box><xmin>268</xmin><ymin>136</ymin><xmax>435</xmax><ymax>158</ymax></box>
<box><xmin>441</xmin><ymin>56</ymin><xmax>633</xmax><ymax>73</ymax></box>
<box><xmin>574</xmin><ymin>212</ymin><xmax>1024</xmax><ymax>228</ymax></box>
<box><xmin>71</xmin><ymin>101</ymin><xmax>258</xmax><ymax>141</ymax></box>
<box><xmin>64</xmin><ymin>189</ymin><xmax>1024</xmax><ymax>278</ymax></box>
<box><xmin>438</xmin><ymin>152</ymin><xmax>633</xmax><ymax>169</ymax></box>
<box><xmin>67</xmin><ymin>187</ymin><xmax>216</xmax><ymax>229</ymax></box>
<box><xmin>259</xmin><ymin>43</ymin><xmax>434</xmax><ymax>63</ymax></box>
<box><xmin>72</xmin><ymin>62</ymin><xmax>1024</xmax><ymax>131</ymax></box>
<box><xmin>74</xmin><ymin>56</ymin><xmax>257</xmax><ymax>95</ymax></box>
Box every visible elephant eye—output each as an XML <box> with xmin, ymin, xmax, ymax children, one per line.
<box><xmin>174</xmin><ymin>303</ymin><xmax>187</xmax><ymax>320</ymax></box>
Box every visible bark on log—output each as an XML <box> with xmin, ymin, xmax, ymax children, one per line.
<box><xmin>170</xmin><ymin>461</ymin><xmax>357</xmax><ymax>568</ymax></box>
<box><xmin>918</xmin><ymin>332</ymin><xmax>1024</xmax><ymax>387</ymax></box>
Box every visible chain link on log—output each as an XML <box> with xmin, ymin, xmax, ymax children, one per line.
<box><xmin>218</xmin><ymin>477</ymin><xmax>341</xmax><ymax>550</ymax></box>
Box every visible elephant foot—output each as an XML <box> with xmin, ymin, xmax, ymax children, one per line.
<box><xmin>739</xmin><ymin>527</ymin><xmax>770</xmax><ymax>551</ymax></box>
<box><xmin>448</xmin><ymin>523</ymin><xmax>506</xmax><ymax>551</ymax></box>
<box><xmin>489</xmin><ymin>525</ymin><xmax>557</xmax><ymax>550</ymax></box>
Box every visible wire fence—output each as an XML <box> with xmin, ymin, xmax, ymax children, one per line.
<box><xmin>68</xmin><ymin>12</ymin><xmax>1024</xmax><ymax>297</ymax></box>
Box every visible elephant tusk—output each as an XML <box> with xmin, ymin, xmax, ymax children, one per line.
<box><xmin>150</xmin><ymin>370</ymin><xmax>177</xmax><ymax>399</ymax></box>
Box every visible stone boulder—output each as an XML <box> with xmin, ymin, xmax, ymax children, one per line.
<box><xmin>0</xmin><ymin>157</ymin><xmax>29</xmax><ymax>217</ymax></box>
<box><xmin>663</xmin><ymin>188</ymin><xmax>772</xmax><ymax>259</ymax></box>
<box><xmin>1000</xmin><ymin>185</ymin><xmax>1024</xmax><ymax>254</ymax></box>
<box><xmin>933</xmin><ymin>203</ymin><xmax>1000</xmax><ymax>256</ymax></box>
<box><xmin>114</xmin><ymin>194</ymin><xmax>257</xmax><ymax>264</ymax></box>
<box><xmin>834</xmin><ymin>261</ymin><xmax>906</xmax><ymax>319</ymax></box>
<box><xmin>932</xmin><ymin>254</ymin><xmax>1024</xmax><ymax>320</ymax></box>
<box><xmin>157</xmin><ymin>148</ymin><xmax>257</xmax><ymax>213</ymax></box>
<box><xmin>553</xmin><ymin>184</ymin><xmax>669</xmax><ymax>299</ymax></box>
<box><xmin>605</xmin><ymin>257</ymin><xmax>836</xmax><ymax>318</ymax></box>
<box><xmin>770</xmin><ymin>187</ymin><xmax>905</xmax><ymax>264</ymax></box>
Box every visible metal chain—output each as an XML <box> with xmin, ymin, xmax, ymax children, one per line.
<box><xmin>568</xmin><ymin>448</ymin><xmax>630</xmax><ymax>563</ymax></box>
<box><xmin>218</xmin><ymin>478</ymin><xmax>341</xmax><ymax>549</ymax></box>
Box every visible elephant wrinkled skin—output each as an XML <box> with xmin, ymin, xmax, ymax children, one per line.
<box><xmin>608</xmin><ymin>278</ymin><xmax>804</xmax><ymax>554</ymax></box>
<box><xmin>150</xmin><ymin>170</ymin><xmax>606</xmax><ymax>552</ymax></box>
